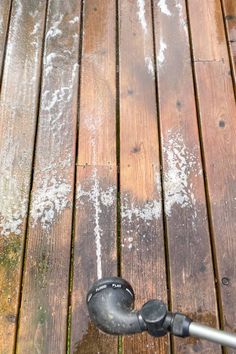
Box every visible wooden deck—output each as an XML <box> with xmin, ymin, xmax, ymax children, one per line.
<box><xmin>0</xmin><ymin>0</ymin><xmax>236</xmax><ymax>353</ymax></box>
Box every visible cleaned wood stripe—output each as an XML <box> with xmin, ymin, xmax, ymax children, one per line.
<box><xmin>0</xmin><ymin>1</ymin><xmax>47</xmax><ymax>353</ymax></box>
<box><xmin>153</xmin><ymin>0</ymin><xmax>220</xmax><ymax>352</ymax></box>
<box><xmin>188</xmin><ymin>0</ymin><xmax>229</xmax><ymax>61</ymax></box>
<box><xmin>16</xmin><ymin>1</ymin><xmax>81</xmax><ymax>353</ymax></box>
<box><xmin>188</xmin><ymin>0</ymin><xmax>236</xmax><ymax>350</ymax></box>
<box><xmin>119</xmin><ymin>0</ymin><xmax>169</xmax><ymax>353</ymax></box>
<box><xmin>70</xmin><ymin>1</ymin><xmax>117</xmax><ymax>353</ymax></box>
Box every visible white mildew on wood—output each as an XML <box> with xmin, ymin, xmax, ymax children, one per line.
<box><xmin>41</xmin><ymin>61</ymin><xmax>78</xmax><ymax>152</ymax></box>
<box><xmin>29</xmin><ymin>9</ymin><xmax>39</xmax><ymax>18</ymax></box>
<box><xmin>72</xmin><ymin>33</ymin><xmax>79</xmax><ymax>40</ymax></box>
<box><xmin>28</xmin><ymin>8</ymin><xmax>44</xmax><ymax>83</ymax></box>
<box><xmin>155</xmin><ymin>169</ymin><xmax>162</xmax><ymax>195</ymax></box>
<box><xmin>29</xmin><ymin>13</ymin><xmax>79</xmax><ymax>232</ymax></box>
<box><xmin>137</xmin><ymin>0</ymin><xmax>148</xmax><ymax>35</ymax></box>
<box><xmin>158</xmin><ymin>0</ymin><xmax>172</xmax><ymax>16</ymax></box>
<box><xmin>78</xmin><ymin>173</ymin><xmax>114</xmax><ymax>280</ymax></box>
<box><xmin>0</xmin><ymin>17</ymin><xmax>3</xmax><ymax>34</ymax></box>
<box><xmin>92</xmin><ymin>167</ymin><xmax>102</xmax><ymax>279</ymax></box>
<box><xmin>42</xmin><ymin>86</ymin><xmax>72</xmax><ymax>112</ymax></box>
<box><xmin>44</xmin><ymin>14</ymin><xmax>79</xmax><ymax>77</ymax></box>
<box><xmin>121</xmin><ymin>168</ymin><xmax>162</xmax><ymax>251</ymax></box>
<box><xmin>175</xmin><ymin>2</ymin><xmax>188</xmax><ymax>36</ymax></box>
<box><xmin>46</xmin><ymin>14</ymin><xmax>63</xmax><ymax>40</ymax></box>
<box><xmin>145</xmin><ymin>56</ymin><xmax>154</xmax><ymax>77</ymax></box>
<box><xmin>121</xmin><ymin>197</ymin><xmax>161</xmax><ymax>223</ymax></box>
<box><xmin>163</xmin><ymin>129</ymin><xmax>202</xmax><ymax>219</ymax></box>
<box><xmin>30</xmin><ymin>62</ymin><xmax>78</xmax><ymax>230</ymax></box>
<box><xmin>101</xmin><ymin>187</ymin><xmax>116</xmax><ymax>207</ymax></box>
<box><xmin>15</xmin><ymin>0</ymin><xmax>23</xmax><ymax>21</ymax></box>
<box><xmin>158</xmin><ymin>38</ymin><xmax>167</xmax><ymax>66</ymax></box>
<box><xmin>84</xmin><ymin>114</ymin><xmax>102</xmax><ymax>134</ymax></box>
<box><xmin>77</xmin><ymin>181</ymin><xmax>116</xmax><ymax>208</ymax></box>
<box><xmin>0</xmin><ymin>142</ymin><xmax>28</xmax><ymax>236</ymax></box>
<box><xmin>77</xmin><ymin>136</ymin><xmax>116</xmax><ymax>279</ymax></box>
<box><xmin>77</xmin><ymin>174</ymin><xmax>116</xmax><ymax>279</ymax></box>
<box><xmin>31</xmin><ymin>21</ymin><xmax>41</xmax><ymax>36</ymax></box>
<box><xmin>44</xmin><ymin>52</ymin><xmax>58</xmax><ymax>76</ymax></box>
<box><xmin>30</xmin><ymin>176</ymin><xmax>71</xmax><ymax>231</ymax></box>
<box><xmin>0</xmin><ymin>2</ymin><xmax>44</xmax><ymax>237</ymax></box>
<box><xmin>69</xmin><ymin>16</ymin><xmax>79</xmax><ymax>24</ymax></box>
<box><xmin>0</xmin><ymin>177</ymin><xmax>27</xmax><ymax>236</ymax></box>
<box><xmin>122</xmin><ymin>236</ymin><xmax>134</xmax><ymax>250</ymax></box>
<box><xmin>5</xmin><ymin>0</ymin><xmax>23</xmax><ymax>58</ymax></box>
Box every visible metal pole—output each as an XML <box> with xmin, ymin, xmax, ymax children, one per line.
<box><xmin>189</xmin><ymin>322</ymin><xmax>236</xmax><ymax>349</ymax></box>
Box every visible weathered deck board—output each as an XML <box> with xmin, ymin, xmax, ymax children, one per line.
<box><xmin>16</xmin><ymin>1</ymin><xmax>81</xmax><ymax>353</ymax></box>
<box><xmin>0</xmin><ymin>1</ymin><xmax>47</xmax><ymax>353</ymax></box>
<box><xmin>188</xmin><ymin>0</ymin><xmax>236</xmax><ymax>349</ymax></box>
<box><xmin>119</xmin><ymin>1</ymin><xmax>169</xmax><ymax>353</ymax></box>
<box><xmin>0</xmin><ymin>0</ymin><xmax>11</xmax><ymax>84</ymax></box>
<box><xmin>153</xmin><ymin>0</ymin><xmax>220</xmax><ymax>353</ymax></box>
<box><xmin>222</xmin><ymin>0</ymin><xmax>236</xmax><ymax>88</ymax></box>
<box><xmin>0</xmin><ymin>0</ymin><xmax>236</xmax><ymax>353</ymax></box>
<box><xmin>70</xmin><ymin>1</ymin><xmax>117</xmax><ymax>353</ymax></box>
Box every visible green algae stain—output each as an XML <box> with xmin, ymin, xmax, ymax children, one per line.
<box><xmin>35</xmin><ymin>250</ymin><xmax>51</xmax><ymax>289</ymax></box>
<box><xmin>37</xmin><ymin>305</ymin><xmax>48</xmax><ymax>325</ymax></box>
<box><xmin>0</xmin><ymin>236</ymin><xmax>22</xmax><ymax>272</ymax></box>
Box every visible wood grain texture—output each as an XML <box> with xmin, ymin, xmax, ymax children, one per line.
<box><xmin>16</xmin><ymin>1</ymin><xmax>81</xmax><ymax>353</ymax></box>
<box><xmin>222</xmin><ymin>0</ymin><xmax>236</xmax><ymax>87</ymax></box>
<box><xmin>70</xmin><ymin>1</ymin><xmax>117</xmax><ymax>353</ymax></box>
<box><xmin>188</xmin><ymin>0</ymin><xmax>229</xmax><ymax>61</ymax></box>
<box><xmin>153</xmin><ymin>0</ymin><xmax>220</xmax><ymax>352</ymax></box>
<box><xmin>1</xmin><ymin>0</ymin><xmax>236</xmax><ymax>353</ymax></box>
<box><xmin>119</xmin><ymin>1</ymin><xmax>169</xmax><ymax>353</ymax></box>
<box><xmin>0</xmin><ymin>0</ymin><xmax>11</xmax><ymax>82</ymax></box>
<box><xmin>0</xmin><ymin>1</ymin><xmax>47</xmax><ymax>353</ymax></box>
<box><xmin>188</xmin><ymin>0</ymin><xmax>236</xmax><ymax>351</ymax></box>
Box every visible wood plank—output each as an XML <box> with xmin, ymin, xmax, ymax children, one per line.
<box><xmin>70</xmin><ymin>1</ymin><xmax>117</xmax><ymax>353</ymax></box>
<box><xmin>119</xmin><ymin>1</ymin><xmax>169</xmax><ymax>353</ymax></box>
<box><xmin>0</xmin><ymin>1</ymin><xmax>47</xmax><ymax>353</ymax></box>
<box><xmin>0</xmin><ymin>0</ymin><xmax>11</xmax><ymax>82</ymax></box>
<box><xmin>222</xmin><ymin>0</ymin><xmax>236</xmax><ymax>87</ymax></box>
<box><xmin>153</xmin><ymin>0</ymin><xmax>220</xmax><ymax>353</ymax></box>
<box><xmin>188</xmin><ymin>0</ymin><xmax>236</xmax><ymax>350</ymax></box>
<box><xmin>188</xmin><ymin>0</ymin><xmax>229</xmax><ymax>61</ymax></box>
<box><xmin>16</xmin><ymin>1</ymin><xmax>81</xmax><ymax>353</ymax></box>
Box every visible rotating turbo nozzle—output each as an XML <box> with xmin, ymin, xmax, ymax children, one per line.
<box><xmin>86</xmin><ymin>277</ymin><xmax>236</xmax><ymax>349</ymax></box>
<box><xmin>86</xmin><ymin>277</ymin><xmax>191</xmax><ymax>338</ymax></box>
<box><xmin>86</xmin><ymin>277</ymin><xmax>146</xmax><ymax>335</ymax></box>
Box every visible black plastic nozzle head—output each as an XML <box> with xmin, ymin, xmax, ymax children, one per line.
<box><xmin>86</xmin><ymin>277</ymin><xmax>146</xmax><ymax>335</ymax></box>
<box><xmin>87</xmin><ymin>277</ymin><xmax>192</xmax><ymax>338</ymax></box>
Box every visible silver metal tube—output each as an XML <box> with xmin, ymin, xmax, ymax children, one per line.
<box><xmin>189</xmin><ymin>322</ymin><xmax>236</xmax><ymax>349</ymax></box>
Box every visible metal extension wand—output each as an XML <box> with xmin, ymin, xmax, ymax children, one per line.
<box><xmin>86</xmin><ymin>277</ymin><xmax>236</xmax><ymax>349</ymax></box>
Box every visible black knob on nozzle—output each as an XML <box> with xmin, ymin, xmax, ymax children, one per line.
<box><xmin>140</xmin><ymin>300</ymin><xmax>168</xmax><ymax>337</ymax></box>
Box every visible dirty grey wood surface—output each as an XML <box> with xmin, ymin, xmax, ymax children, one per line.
<box><xmin>0</xmin><ymin>1</ymin><xmax>47</xmax><ymax>352</ymax></box>
<box><xmin>16</xmin><ymin>1</ymin><xmax>81</xmax><ymax>353</ymax></box>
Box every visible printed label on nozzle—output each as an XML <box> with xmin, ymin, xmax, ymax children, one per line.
<box><xmin>95</xmin><ymin>284</ymin><xmax>107</xmax><ymax>292</ymax></box>
<box><xmin>112</xmin><ymin>283</ymin><xmax>122</xmax><ymax>288</ymax></box>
